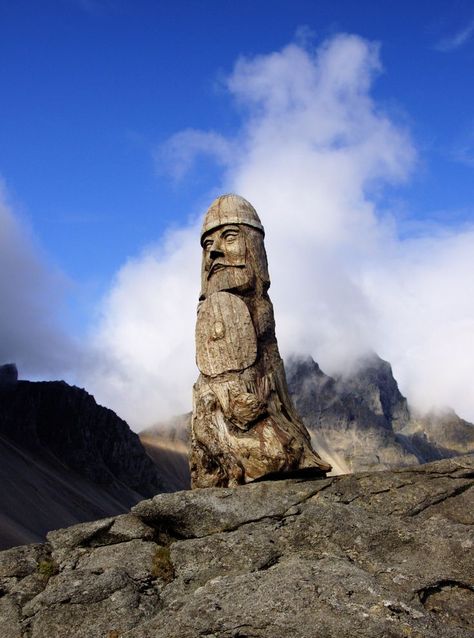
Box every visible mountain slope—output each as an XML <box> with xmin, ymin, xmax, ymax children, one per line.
<box><xmin>139</xmin><ymin>434</ymin><xmax>190</xmax><ymax>492</ymax></box>
<box><xmin>0</xmin><ymin>434</ymin><xmax>143</xmax><ymax>549</ymax></box>
<box><xmin>0</xmin><ymin>367</ymin><xmax>164</xmax><ymax>549</ymax></box>
<box><xmin>139</xmin><ymin>413</ymin><xmax>191</xmax><ymax>491</ymax></box>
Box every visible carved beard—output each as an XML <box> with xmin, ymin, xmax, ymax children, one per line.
<box><xmin>205</xmin><ymin>264</ymin><xmax>255</xmax><ymax>296</ymax></box>
<box><xmin>200</xmin><ymin>227</ymin><xmax>269</xmax><ymax>300</ymax></box>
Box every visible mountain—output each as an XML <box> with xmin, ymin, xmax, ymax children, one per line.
<box><xmin>145</xmin><ymin>353</ymin><xmax>474</xmax><ymax>479</ymax></box>
<box><xmin>2</xmin><ymin>350</ymin><xmax>471</xmax><ymax>551</ymax></box>
<box><xmin>1</xmin><ymin>454</ymin><xmax>472</xmax><ymax>637</ymax></box>
<box><xmin>0</xmin><ymin>364</ymin><xmax>164</xmax><ymax>550</ymax></box>
<box><xmin>286</xmin><ymin>353</ymin><xmax>474</xmax><ymax>473</ymax></box>
<box><xmin>140</xmin><ymin>414</ymin><xmax>191</xmax><ymax>492</ymax></box>
<box><xmin>396</xmin><ymin>408</ymin><xmax>474</xmax><ymax>458</ymax></box>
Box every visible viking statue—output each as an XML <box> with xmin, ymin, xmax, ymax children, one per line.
<box><xmin>190</xmin><ymin>194</ymin><xmax>331</xmax><ymax>488</ymax></box>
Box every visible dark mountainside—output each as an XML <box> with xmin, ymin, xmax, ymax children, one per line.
<box><xmin>0</xmin><ymin>455</ymin><xmax>472</xmax><ymax>637</ymax></box>
<box><xmin>0</xmin><ymin>365</ymin><xmax>164</xmax><ymax>550</ymax></box>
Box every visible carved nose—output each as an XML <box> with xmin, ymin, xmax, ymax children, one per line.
<box><xmin>210</xmin><ymin>248</ymin><xmax>224</xmax><ymax>260</ymax></box>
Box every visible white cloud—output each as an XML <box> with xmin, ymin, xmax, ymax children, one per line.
<box><xmin>435</xmin><ymin>19</ymin><xmax>474</xmax><ymax>52</ymax></box>
<box><xmin>85</xmin><ymin>225</ymin><xmax>201</xmax><ymax>425</ymax></box>
<box><xmin>0</xmin><ymin>182</ymin><xmax>78</xmax><ymax>376</ymax></box>
<box><xmin>87</xmin><ymin>34</ymin><xmax>474</xmax><ymax>428</ymax></box>
<box><xmin>157</xmin><ymin>129</ymin><xmax>232</xmax><ymax>181</ymax></box>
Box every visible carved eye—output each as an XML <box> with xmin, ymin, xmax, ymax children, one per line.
<box><xmin>203</xmin><ymin>240</ymin><xmax>213</xmax><ymax>250</ymax></box>
<box><xmin>223</xmin><ymin>230</ymin><xmax>238</xmax><ymax>242</ymax></box>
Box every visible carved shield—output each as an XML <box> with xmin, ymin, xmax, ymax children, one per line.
<box><xmin>196</xmin><ymin>292</ymin><xmax>257</xmax><ymax>376</ymax></box>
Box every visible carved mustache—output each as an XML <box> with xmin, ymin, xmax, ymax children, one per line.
<box><xmin>207</xmin><ymin>260</ymin><xmax>246</xmax><ymax>278</ymax></box>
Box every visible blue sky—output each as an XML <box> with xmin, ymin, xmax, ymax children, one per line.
<box><xmin>2</xmin><ymin>1</ymin><xmax>473</xmax><ymax>281</ymax></box>
<box><xmin>1</xmin><ymin>1</ymin><xmax>474</xmax><ymax>426</ymax></box>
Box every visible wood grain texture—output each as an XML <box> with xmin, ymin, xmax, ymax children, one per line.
<box><xmin>191</xmin><ymin>195</ymin><xmax>332</xmax><ymax>488</ymax></box>
<box><xmin>196</xmin><ymin>293</ymin><xmax>257</xmax><ymax>376</ymax></box>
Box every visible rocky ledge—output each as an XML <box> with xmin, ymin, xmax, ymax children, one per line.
<box><xmin>1</xmin><ymin>455</ymin><xmax>473</xmax><ymax>638</ymax></box>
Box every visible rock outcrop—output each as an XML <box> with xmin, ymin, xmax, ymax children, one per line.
<box><xmin>1</xmin><ymin>455</ymin><xmax>472</xmax><ymax>637</ymax></box>
<box><xmin>0</xmin><ymin>375</ymin><xmax>164</xmax><ymax>549</ymax></box>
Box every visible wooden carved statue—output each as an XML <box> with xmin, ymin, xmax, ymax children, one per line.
<box><xmin>190</xmin><ymin>194</ymin><xmax>332</xmax><ymax>488</ymax></box>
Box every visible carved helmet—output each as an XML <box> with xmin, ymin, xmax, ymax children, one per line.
<box><xmin>200</xmin><ymin>194</ymin><xmax>264</xmax><ymax>245</ymax></box>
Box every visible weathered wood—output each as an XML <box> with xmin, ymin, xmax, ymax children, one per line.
<box><xmin>190</xmin><ymin>194</ymin><xmax>332</xmax><ymax>488</ymax></box>
<box><xmin>196</xmin><ymin>292</ymin><xmax>257</xmax><ymax>376</ymax></box>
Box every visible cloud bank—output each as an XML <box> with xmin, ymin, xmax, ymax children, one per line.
<box><xmin>87</xmin><ymin>34</ymin><xmax>474</xmax><ymax>428</ymax></box>
<box><xmin>85</xmin><ymin>225</ymin><xmax>201</xmax><ymax>426</ymax></box>
<box><xmin>0</xmin><ymin>183</ymin><xmax>78</xmax><ymax>377</ymax></box>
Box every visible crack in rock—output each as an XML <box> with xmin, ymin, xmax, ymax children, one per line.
<box><xmin>407</xmin><ymin>483</ymin><xmax>473</xmax><ymax>516</ymax></box>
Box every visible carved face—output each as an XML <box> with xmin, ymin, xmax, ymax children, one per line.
<box><xmin>203</xmin><ymin>225</ymin><xmax>246</xmax><ymax>275</ymax></box>
<box><xmin>200</xmin><ymin>224</ymin><xmax>250</xmax><ymax>296</ymax></box>
<box><xmin>200</xmin><ymin>224</ymin><xmax>270</xmax><ymax>298</ymax></box>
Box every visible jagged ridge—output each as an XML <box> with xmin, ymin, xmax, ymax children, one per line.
<box><xmin>286</xmin><ymin>353</ymin><xmax>474</xmax><ymax>473</ymax></box>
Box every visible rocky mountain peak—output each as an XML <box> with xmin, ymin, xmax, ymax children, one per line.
<box><xmin>286</xmin><ymin>353</ymin><xmax>474</xmax><ymax>474</ymax></box>
<box><xmin>335</xmin><ymin>353</ymin><xmax>410</xmax><ymax>429</ymax></box>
